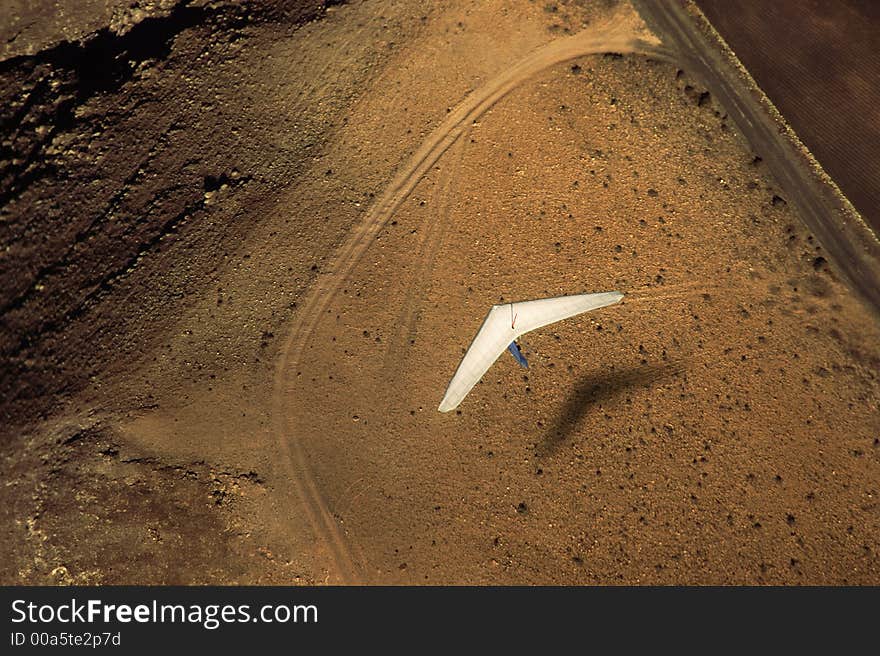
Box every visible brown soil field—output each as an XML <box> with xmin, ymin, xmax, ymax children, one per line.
<box><xmin>697</xmin><ymin>0</ymin><xmax>880</xmax><ymax>237</ymax></box>
<box><xmin>1</xmin><ymin>0</ymin><xmax>878</xmax><ymax>585</ymax></box>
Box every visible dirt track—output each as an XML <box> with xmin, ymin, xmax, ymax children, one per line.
<box><xmin>271</xmin><ymin>1</ymin><xmax>879</xmax><ymax>583</ymax></box>
<box><xmin>272</xmin><ymin>6</ymin><xmax>666</xmax><ymax>584</ymax></box>
<box><xmin>2</xmin><ymin>0</ymin><xmax>879</xmax><ymax>585</ymax></box>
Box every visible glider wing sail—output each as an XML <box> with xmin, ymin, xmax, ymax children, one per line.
<box><xmin>437</xmin><ymin>305</ymin><xmax>512</xmax><ymax>413</ymax></box>
<box><xmin>438</xmin><ymin>291</ymin><xmax>623</xmax><ymax>412</ymax></box>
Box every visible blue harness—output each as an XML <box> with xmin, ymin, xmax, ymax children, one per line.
<box><xmin>507</xmin><ymin>341</ymin><xmax>528</xmax><ymax>368</ymax></box>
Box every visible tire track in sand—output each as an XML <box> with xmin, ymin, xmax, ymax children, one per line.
<box><xmin>271</xmin><ymin>10</ymin><xmax>668</xmax><ymax>584</ymax></box>
<box><xmin>381</xmin><ymin>130</ymin><xmax>468</xmax><ymax>378</ymax></box>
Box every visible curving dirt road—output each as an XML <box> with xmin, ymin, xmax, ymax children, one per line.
<box><xmin>271</xmin><ymin>9</ymin><xmax>667</xmax><ymax>583</ymax></box>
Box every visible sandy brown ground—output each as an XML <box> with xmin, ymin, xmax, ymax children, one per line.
<box><xmin>2</xmin><ymin>0</ymin><xmax>878</xmax><ymax>585</ymax></box>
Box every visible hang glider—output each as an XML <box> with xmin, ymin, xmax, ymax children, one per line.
<box><xmin>438</xmin><ymin>291</ymin><xmax>623</xmax><ymax>412</ymax></box>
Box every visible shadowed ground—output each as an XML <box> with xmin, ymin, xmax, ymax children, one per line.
<box><xmin>540</xmin><ymin>362</ymin><xmax>682</xmax><ymax>454</ymax></box>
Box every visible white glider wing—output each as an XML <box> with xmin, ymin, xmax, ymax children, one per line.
<box><xmin>438</xmin><ymin>291</ymin><xmax>623</xmax><ymax>412</ymax></box>
<box><xmin>512</xmin><ymin>291</ymin><xmax>623</xmax><ymax>335</ymax></box>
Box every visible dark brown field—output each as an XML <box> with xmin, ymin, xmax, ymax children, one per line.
<box><xmin>697</xmin><ymin>0</ymin><xmax>880</xmax><ymax>237</ymax></box>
